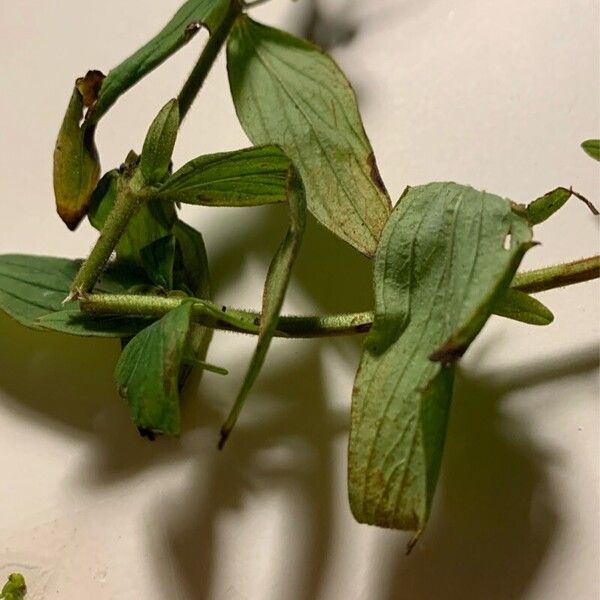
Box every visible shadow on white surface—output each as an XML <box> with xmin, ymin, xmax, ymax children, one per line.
<box><xmin>0</xmin><ymin>203</ymin><xmax>597</xmax><ymax>599</ymax></box>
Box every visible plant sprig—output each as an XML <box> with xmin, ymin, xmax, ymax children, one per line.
<box><xmin>1</xmin><ymin>0</ymin><xmax>598</xmax><ymax>545</ymax></box>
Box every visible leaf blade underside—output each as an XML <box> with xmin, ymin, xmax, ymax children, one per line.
<box><xmin>227</xmin><ymin>15</ymin><xmax>391</xmax><ymax>257</ymax></box>
<box><xmin>348</xmin><ymin>182</ymin><xmax>533</xmax><ymax>533</ymax></box>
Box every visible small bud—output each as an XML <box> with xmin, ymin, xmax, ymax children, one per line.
<box><xmin>140</xmin><ymin>99</ymin><xmax>180</xmax><ymax>185</ymax></box>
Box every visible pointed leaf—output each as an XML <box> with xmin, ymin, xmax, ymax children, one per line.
<box><xmin>115</xmin><ymin>302</ymin><xmax>194</xmax><ymax>436</ymax></box>
<box><xmin>53</xmin><ymin>75</ymin><xmax>102</xmax><ymax>230</ymax></box>
<box><xmin>349</xmin><ymin>182</ymin><xmax>532</xmax><ymax>533</ymax></box>
<box><xmin>159</xmin><ymin>145</ymin><xmax>291</xmax><ymax>206</ymax></box>
<box><xmin>88</xmin><ymin>0</ymin><xmax>230</xmax><ymax>124</ymax></box>
<box><xmin>493</xmin><ymin>288</ymin><xmax>554</xmax><ymax>326</ymax></box>
<box><xmin>525</xmin><ymin>187</ymin><xmax>572</xmax><ymax>225</ymax></box>
<box><xmin>219</xmin><ymin>166</ymin><xmax>307</xmax><ymax>446</ymax></box>
<box><xmin>581</xmin><ymin>139</ymin><xmax>600</xmax><ymax>161</ymax></box>
<box><xmin>140</xmin><ymin>99</ymin><xmax>180</xmax><ymax>184</ymax></box>
<box><xmin>227</xmin><ymin>16</ymin><xmax>391</xmax><ymax>256</ymax></box>
<box><xmin>0</xmin><ymin>254</ymin><xmax>149</xmax><ymax>334</ymax></box>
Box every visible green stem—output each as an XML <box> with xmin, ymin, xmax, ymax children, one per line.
<box><xmin>511</xmin><ymin>255</ymin><xmax>600</xmax><ymax>293</ymax></box>
<box><xmin>68</xmin><ymin>181</ymin><xmax>147</xmax><ymax>300</ymax></box>
<box><xmin>178</xmin><ymin>0</ymin><xmax>243</xmax><ymax>121</ymax></box>
<box><xmin>80</xmin><ymin>255</ymin><xmax>600</xmax><ymax>337</ymax></box>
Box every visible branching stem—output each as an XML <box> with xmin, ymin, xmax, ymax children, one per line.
<box><xmin>67</xmin><ymin>179</ymin><xmax>150</xmax><ymax>301</ymax></box>
<box><xmin>79</xmin><ymin>255</ymin><xmax>600</xmax><ymax>337</ymax></box>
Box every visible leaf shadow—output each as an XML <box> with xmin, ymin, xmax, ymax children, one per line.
<box><xmin>152</xmin><ymin>345</ymin><xmax>349</xmax><ymax>600</ymax></box>
<box><xmin>372</xmin><ymin>343</ymin><xmax>599</xmax><ymax>600</ymax></box>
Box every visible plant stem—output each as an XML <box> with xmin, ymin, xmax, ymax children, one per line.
<box><xmin>79</xmin><ymin>255</ymin><xmax>600</xmax><ymax>337</ymax></box>
<box><xmin>68</xmin><ymin>181</ymin><xmax>148</xmax><ymax>300</ymax></box>
<box><xmin>178</xmin><ymin>0</ymin><xmax>243</xmax><ymax>121</ymax></box>
<box><xmin>511</xmin><ymin>255</ymin><xmax>600</xmax><ymax>293</ymax></box>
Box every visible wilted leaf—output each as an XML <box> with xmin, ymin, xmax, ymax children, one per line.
<box><xmin>219</xmin><ymin>166</ymin><xmax>307</xmax><ymax>447</ymax></box>
<box><xmin>227</xmin><ymin>16</ymin><xmax>391</xmax><ymax>257</ymax></box>
<box><xmin>53</xmin><ymin>77</ymin><xmax>101</xmax><ymax>230</ymax></box>
<box><xmin>159</xmin><ymin>145</ymin><xmax>291</xmax><ymax>206</ymax></box>
<box><xmin>581</xmin><ymin>139</ymin><xmax>600</xmax><ymax>161</ymax></box>
<box><xmin>140</xmin><ymin>99</ymin><xmax>180</xmax><ymax>185</ymax></box>
<box><xmin>493</xmin><ymin>288</ymin><xmax>553</xmax><ymax>326</ymax></box>
<box><xmin>0</xmin><ymin>254</ymin><xmax>149</xmax><ymax>333</ymax></box>
<box><xmin>88</xmin><ymin>0</ymin><xmax>230</xmax><ymax>125</ymax></box>
<box><xmin>348</xmin><ymin>182</ymin><xmax>532</xmax><ymax>533</ymax></box>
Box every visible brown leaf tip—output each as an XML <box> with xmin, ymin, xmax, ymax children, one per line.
<box><xmin>76</xmin><ymin>70</ymin><xmax>106</xmax><ymax>108</ymax></box>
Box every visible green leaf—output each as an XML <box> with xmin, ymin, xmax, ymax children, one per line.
<box><xmin>227</xmin><ymin>16</ymin><xmax>391</xmax><ymax>257</ymax></box>
<box><xmin>581</xmin><ymin>139</ymin><xmax>600</xmax><ymax>161</ymax></box>
<box><xmin>89</xmin><ymin>168</ymin><xmax>177</xmax><ymax>265</ymax></box>
<box><xmin>173</xmin><ymin>220</ymin><xmax>211</xmax><ymax>297</ymax></box>
<box><xmin>348</xmin><ymin>182</ymin><xmax>532</xmax><ymax>533</ymax></box>
<box><xmin>115</xmin><ymin>302</ymin><xmax>194</xmax><ymax>436</ymax></box>
<box><xmin>140</xmin><ymin>99</ymin><xmax>180</xmax><ymax>185</ymax></box>
<box><xmin>140</xmin><ymin>235</ymin><xmax>177</xmax><ymax>289</ymax></box>
<box><xmin>159</xmin><ymin>145</ymin><xmax>291</xmax><ymax>206</ymax></box>
<box><xmin>37</xmin><ymin>310</ymin><xmax>152</xmax><ymax>338</ymax></box>
<box><xmin>219</xmin><ymin>166</ymin><xmax>307</xmax><ymax>447</ymax></box>
<box><xmin>525</xmin><ymin>187</ymin><xmax>572</xmax><ymax>225</ymax></box>
<box><xmin>172</xmin><ymin>221</ymin><xmax>214</xmax><ymax>386</ymax></box>
<box><xmin>88</xmin><ymin>0</ymin><xmax>230</xmax><ymax>125</ymax></box>
<box><xmin>493</xmin><ymin>288</ymin><xmax>554</xmax><ymax>326</ymax></box>
<box><xmin>0</xmin><ymin>254</ymin><xmax>149</xmax><ymax>333</ymax></box>
<box><xmin>1</xmin><ymin>573</ymin><xmax>27</xmax><ymax>600</ymax></box>
<box><xmin>53</xmin><ymin>73</ymin><xmax>102</xmax><ymax>230</ymax></box>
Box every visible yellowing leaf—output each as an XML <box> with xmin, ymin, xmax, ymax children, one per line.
<box><xmin>53</xmin><ymin>76</ymin><xmax>101</xmax><ymax>230</ymax></box>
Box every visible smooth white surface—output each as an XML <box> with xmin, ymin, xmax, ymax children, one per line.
<box><xmin>0</xmin><ymin>1</ymin><xmax>599</xmax><ymax>599</ymax></box>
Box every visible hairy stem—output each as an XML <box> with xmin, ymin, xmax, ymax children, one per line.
<box><xmin>68</xmin><ymin>181</ymin><xmax>149</xmax><ymax>300</ymax></box>
<box><xmin>178</xmin><ymin>0</ymin><xmax>243</xmax><ymax>121</ymax></box>
<box><xmin>80</xmin><ymin>255</ymin><xmax>600</xmax><ymax>337</ymax></box>
<box><xmin>511</xmin><ymin>255</ymin><xmax>600</xmax><ymax>293</ymax></box>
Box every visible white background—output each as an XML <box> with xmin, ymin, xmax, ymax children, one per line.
<box><xmin>0</xmin><ymin>1</ymin><xmax>598</xmax><ymax>598</ymax></box>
